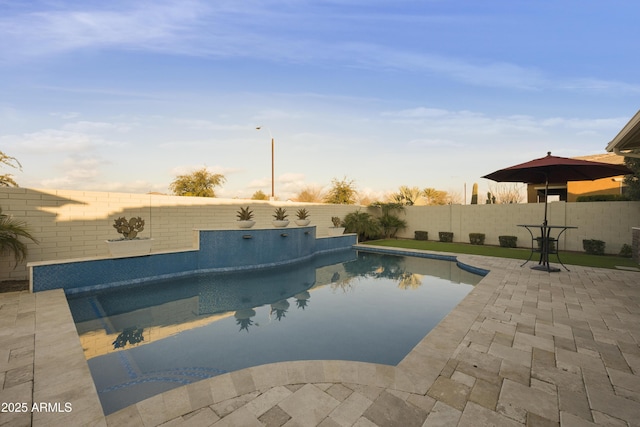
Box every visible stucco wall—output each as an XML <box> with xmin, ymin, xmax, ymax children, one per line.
<box><xmin>2</xmin><ymin>187</ymin><xmax>639</xmax><ymax>281</ymax></box>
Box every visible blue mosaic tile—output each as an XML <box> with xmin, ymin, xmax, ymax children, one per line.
<box><xmin>32</xmin><ymin>227</ymin><xmax>357</xmax><ymax>293</ymax></box>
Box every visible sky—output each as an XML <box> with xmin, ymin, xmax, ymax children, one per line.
<box><xmin>1</xmin><ymin>0</ymin><xmax>639</xmax><ymax>203</ymax></box>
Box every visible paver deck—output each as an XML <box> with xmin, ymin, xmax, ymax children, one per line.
<box><xmin>1</xmin><ymin>249</ymin><xmax>639</xmax><ymax>426</ymax></box>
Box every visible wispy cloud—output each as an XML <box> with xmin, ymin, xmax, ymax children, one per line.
<box><xmin>1</xmin><ymin>1</ymin><xmax>635</xmax><ymax>94</ymax></box>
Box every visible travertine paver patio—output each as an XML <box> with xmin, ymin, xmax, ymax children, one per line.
<box><xmin>1</xmin><ymin>249</ymin><xmax>640</xmax><ymax>426</ymax></box>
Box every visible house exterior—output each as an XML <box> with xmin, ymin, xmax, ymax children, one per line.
<box><xmin>526</xmin><ymin>153</ymin><xmax>627</xmax><ymax>203</ymax></box>
<box><xmin>606</xmin><ymin>109</ymin><xmax>640</xmax><ymax>263</ymax></box>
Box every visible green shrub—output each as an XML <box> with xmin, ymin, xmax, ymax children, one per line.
<box><xmin>343</xmin><ymin>210</ymin><xmax>381</xmax><ymax>242</ymax></box>
<box><xmin>439</xmin><ymin>232</ymin><xmax>453</xmax><ymax>243</ymax></box>
<box><xmin>576</xmin><ymin>194</ymin><xmax>629</xmax><ymax>202</ymax></box>
<box><xmin>498</xmin><ymin>235</ymin><xmax>517</xmax><ymax>248</ymax></box>
<box><xmin>619</xmin><ymin>244</ymin><xmax>633</xmax><ymax>258</ymax></box>
<box><xmin>414</xmin><ymin>231</ymin><xmax>428</xmax><ymax>241</ymax></box>
<box><xmin>536</xmin><ymin>237</ymin><xmax>556</xmax><ymax>253</ymax></box>
<box><xmin>583</xmin><ymin>239</ymin><xmax>605</xmax><ymax>255</ymax></box>
<box><xmin>469</xmin><ymin>233</ymin><xmax>485</xmax><ymax>245</ymax></box>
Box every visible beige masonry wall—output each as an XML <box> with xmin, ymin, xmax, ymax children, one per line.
<box><xmin>1</xmin><ymin>187</ymin><xmax>639</xmax><ymax>282</ymax></box>
<box><xmin>0</xmin><ymin>187</ymin><xmax>356</xmax><ymax>281</ymax></box>
<box><xmin>397</xmin><ymin>201</ymin><xmax>640</xmax><ymax>255</ymax></box>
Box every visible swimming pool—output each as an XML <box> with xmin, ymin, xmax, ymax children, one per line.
<box><xmin>67</xmin><ymin>249</ymin><xmax>483</xmax><ymax>415</ymax></box>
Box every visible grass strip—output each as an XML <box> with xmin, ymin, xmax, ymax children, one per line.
<box><xmin>361</xmin><ymin>239</ymin><xmax>640</xmax><ymax>270</ymax></box>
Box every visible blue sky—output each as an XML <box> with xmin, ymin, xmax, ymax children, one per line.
<box><xmin>1</xmin><ymin>0</ymin><xmax>638</xmax><ymax>202</ymax></box>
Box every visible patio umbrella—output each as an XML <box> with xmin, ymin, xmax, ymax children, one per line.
<box><xmin>482</xmin><ymin>152</ymin><xmax>632</xmax><ymax>224</ymax></box>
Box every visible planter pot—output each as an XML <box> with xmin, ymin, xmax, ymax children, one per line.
<box><xmin>106</xmin><ymin>238</ymin><xmax>153</xmax><ymax>257</ymax></box>
<box><xmin>294</xmin><ymin>219</ymin><xmax>311</xmax><ymax>226</ymax></box>
<box><xmin>237</xmin><ymin>220</ymin><xmax>256</xmax><ymax>229</ymax></box>
<box><xmin>327</xmin><ymin>227</ymin><xmax>345</xmax><ymax>236</ymax></box>
<box><xmin>272</xmin><ymin>220</ymin><xmax>290</xmax><ymax>228</ymax></box>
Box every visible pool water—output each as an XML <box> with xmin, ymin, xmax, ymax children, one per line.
<box><xmin>66</xmin><ymin>249</ymin><xmax>483</xmax><ymax>415</ymax></box>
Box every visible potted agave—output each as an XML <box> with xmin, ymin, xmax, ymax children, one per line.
<box><xmin>106</xmin><ymin>216</ymin><xmax>153</xmax><ymax>257</ymax></box>
<box><xmin>328</xmin><ymin>216</ymin><xmax>345</xmax><ymax>236</ymax></box>
<box><xmin>236</xmin><ymin>206</ymin><xmax>256</xmax><ymax>228</ymax></box>
<box><xmin>294</xmin><ymin>208</ymin><xmax>311</xmax><ymax>226</ymax></box>
<box><xmin>272</xmin><ymin>207</ymin><xmax>289</xmax><ymax>227</ymax></box>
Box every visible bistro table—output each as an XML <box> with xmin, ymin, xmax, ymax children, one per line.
<box><xmin>517</xmin><ymin>223</ymin><xmax>577</xmax><ymax>272</ymax></box>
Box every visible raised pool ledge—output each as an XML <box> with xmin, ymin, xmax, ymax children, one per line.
<box><xmin>28</xmin><ymin>227</ymin><xmax>357</xmax><ymax>294</ymax></box>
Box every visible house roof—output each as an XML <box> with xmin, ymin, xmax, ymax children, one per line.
<box><xmin>572</xmin><ymin>153</ymin><xmax>625</xmax><ymax>165</ymax></box>
<box><xmin>606</xmin><ymin>110</ymin><xmax>640</xmax><ymax>153</ymax></box>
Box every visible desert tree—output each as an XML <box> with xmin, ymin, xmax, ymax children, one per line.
<box><xmin>0</xmin><ymin>151</ymin><xmax>22</xmax><ymax>187</ymax></box>
<box><xmin>324</xmin><ymin>176</ymin><xmax>358</xmax><ymax>205</ymax></box>
<box><xmin>169</xmin><ymin>167</ymin><xmax>226</xmax><ymax>197</ymax></box>
<box><xmin>251</xmin><ymin>190</ymin><xmax>269</xmax><ymax>200</ymax></box>
<box><xmin>294</xmin><ymin>185</ymin><xmax>325</xmax><ymax>203</ymax></box>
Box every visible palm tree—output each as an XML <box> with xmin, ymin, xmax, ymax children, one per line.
<box><xmin>0</xmin><ymin>208</ymin><xmax>38</xmax><ymax>266</ymax></box>
<box><xmin>392</xmin><ymin>186</ymin><xmax>422</xmax><ymax>205</ymax></box>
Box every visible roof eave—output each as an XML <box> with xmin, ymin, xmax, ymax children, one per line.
<box><xmin>606</xmin><ymin>110</ymin><xmax>640</xmax><ymax>158</ymax></box>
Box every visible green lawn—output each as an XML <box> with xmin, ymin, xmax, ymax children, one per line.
<box><xmin>361</xmin><ymin>239</ymin><xmax>640</xmax><ymax>270</ymax></box>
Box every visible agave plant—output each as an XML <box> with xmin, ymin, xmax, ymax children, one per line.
<box><xmin>273</xmin><ymin>207</ymin><xmax>288</xmax><ymax>221</ymax></box>
<box><xmin>236</xmin><ymin>206</ymin><xmax>254</xmax><ymax>221</ymax></box>
<box><xmin>295</xmin><ymin>208</ymin><xmax>310</xmax><ymax>220</ymax></box>
<box><xmin>0</xmin><ymin>207</ymin><xmax>38</xmax><ymax>266</ymax></box>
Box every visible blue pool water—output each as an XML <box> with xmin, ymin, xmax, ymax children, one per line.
<box><xmin>66</xmin><ymin>249</ymin><xmax>483</xmax><ymax>415</ymax></box>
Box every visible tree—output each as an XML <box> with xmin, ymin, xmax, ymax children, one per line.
<box><xmin>251</xmin><ymin>190</ymin><xmax>268</xmax><ymax>200</ymax></box>
<box><xmin>488</xmin><ymin>183</ymin><xmax>525</xmax><ymax>204</ymax></box>
<box><xmin>391</xmin><ymin>186</ymin><xmax>422</xmax><ymax>206</ymax></box>
<box><xmin>624</xmin><ymin>153</ymin><xmax>640</xmax><ymax>200</ymax></box>
<box><xmin>0</xmin><ymin>207</ymin><xmax>38</xmax><ymax>267</ymax></box>
<box><xmin>423</xmin><ymin>188</ymin><xmax>448</xmax><ymax>205</ymax></box>
<box><xmin>169</xmin><ymin>168</ymin><xmax>226</xmax><ymax>197</ymax></box>
<box><xmin>324</xmin><ymin>177</ymin><xmax>358</xmax><ymax>205</ymax></box>
<box><xmin>0</xmin><ymin>151</ymin><xmax>22</xmax><ymax>187</ymax></box>
<box><xmin>294</xmin><ymin>186</ymin><xmax>324</xmax><ymax>202</ymax></box>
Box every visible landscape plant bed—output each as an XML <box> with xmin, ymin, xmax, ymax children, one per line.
<box><xmin>0</xmin><ymin>280</ymin><xmax>29</xmax><ymax>293</ymax></box>
<box><xmin>362</xmin><ymin>239</ymin><xmax>640</xmax><ymax>270</ymax></box>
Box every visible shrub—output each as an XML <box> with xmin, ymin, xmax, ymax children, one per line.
<box><xmin>498</xmin><ymin>235</ymin><xmax>517</xmax><ymax>248</ymax></box>
<box><xmin>536</xmin><ymin>237</ymin><xmax>556</xmax><ymax>253</ymax></box>
<box><xmin>469</xmin><ymin>233</ymin><xmax>485</xmax><ymax>245</ymax></box>
<box><xmin>415</xmin><ymin>231</ymin><xmax>428</xmax><ymax>241</ymax></box>
<box><xmin>619</xmin><ymin>243</ymin><xmax>633</xmax><ymax>258</ymax></box>
<box><xmin>343</xmin><ymin>210</ymin><xmax>381</xmax><ymax>241</ymax></box>
<box><xmin>583</xmin><ymin>239</ymin><xmax>605</xmax><ymax>255</ymax></box>
<box><xmin>439</xmin><ymin>232</ymin><xmax>453</xmax><ymax>243</ymax></box>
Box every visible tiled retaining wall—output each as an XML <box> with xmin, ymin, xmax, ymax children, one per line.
<box><xmin>30</xmin><ymin>228</ymin><xmax>357</xmax><ymax>293</ymax></box>
<box><xmin>2</xmin><ymin>187</ymin><xmax>640</xmax><ymax>281</ymax></box>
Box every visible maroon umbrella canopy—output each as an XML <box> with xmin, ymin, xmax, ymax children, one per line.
<box><xmin>482</xmin><ymin>152</ymin><xmax>632</xmax><ymax>224</ymax></box>
<box><xmin>482</xmin><ymin>152</ymin><xmax>632</xmax><ymax>184</ymax></box>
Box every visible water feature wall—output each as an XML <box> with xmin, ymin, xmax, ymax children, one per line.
<box><xmin>30</xmin><ymin>227</ymin><xmax>357</xmax><ymax>294</ymax></box>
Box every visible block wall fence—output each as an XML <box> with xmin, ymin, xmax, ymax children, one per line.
<box><xmin>2</xmin><ymin>187</ymin><xmax>639</xmax><ymax>281</ymax></box>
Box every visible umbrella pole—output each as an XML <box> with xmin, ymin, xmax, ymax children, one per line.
<box><xmin>543</xmin><ymin>176</ymin><xmax>548</xmax><ymax>226</ymax></box>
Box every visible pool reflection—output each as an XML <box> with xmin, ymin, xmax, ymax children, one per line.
<box><xmin>66</xmin><ymin>249</ymin><xmax>482</xmax><ymax>415</ymax></box>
